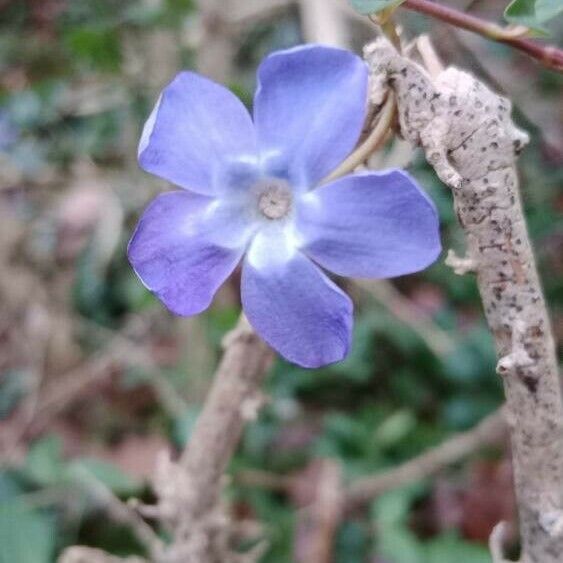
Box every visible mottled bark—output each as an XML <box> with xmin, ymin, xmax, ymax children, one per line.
<box><xmin>154</xmin><ymin>317</ymin><xmax>273</xmax><ymax>563</ymax></box>
<box><xmin>364</xmin><ymin>37</ymin><xmax>563</xmax><ymax>562</ymax></box>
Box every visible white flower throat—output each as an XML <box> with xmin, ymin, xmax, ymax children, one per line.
<box><xmin>255</xmin><ymin>179</ymin><xmax>293</xmax><ymax>220</ymax></box>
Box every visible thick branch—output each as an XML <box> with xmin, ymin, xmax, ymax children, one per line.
<box><xmin>178</xmin><ymin>316</ymin><xmax>273</xmax><ymax>515</ymax></box>
<box><xmin>60</xmin><ymin>318</ymin><xmax>272</xmax><ymax>563</ymax></box>
<box><xmin>365</xmin><ymin>37</ymin><xmax>563</xmax><ymax>562</ymax></box>
<box><xmin>152</xmin><ymin>316</ymin><xmax>273</xmax><ymax>563</ymax></box>
<box><xmin>402</xmin><ymin>0</ymin><xmax>563</xmax><ymax>72</ymax></box>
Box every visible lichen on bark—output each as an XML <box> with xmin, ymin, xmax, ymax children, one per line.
<box><xmin>365</xmin><ymin>37</ymin><xmax>563</xmax><ymax>563</ymax></box>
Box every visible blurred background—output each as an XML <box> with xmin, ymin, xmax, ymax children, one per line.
<box><xmin>0</xmin><ymin>0</ymin><xmax>561</xmax><ymax>561</ymax></box>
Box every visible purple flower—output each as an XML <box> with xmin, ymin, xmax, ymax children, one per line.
<box><xmin>128</xmin><ymin>45</ymin><xmax>441</xmax><ymax>368</ymax></box>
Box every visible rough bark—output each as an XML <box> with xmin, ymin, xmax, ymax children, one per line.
<box><xmin>364</xmin><ymin>37</ymin><xmax>563</xmax><ymax>562</ymax></box>
<box><xmin>58</xmin><ymin>317</ymin><xmax>273</xmax><ymax>563</ymax></box>
<box><xmin>154</xmin><ymin>316</ymin><xmax>274</xmax><ymax>563</ymax></box>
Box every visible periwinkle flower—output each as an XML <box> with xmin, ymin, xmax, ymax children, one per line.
<box><xmin>128</xmin><ymin>45</ymin><xmax>441</xmax><ymax>368</ymax></box>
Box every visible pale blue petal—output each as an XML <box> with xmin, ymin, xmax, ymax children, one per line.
<box><xmin>297</xmin><ymin>170</ymin><xmax>441</xmax><ymax>278</ymax></box>
<box><xmin>242</xmin><ymin>230</ymin><xmax>352</xmax><ymax>368</ymax></box>
<box><xmin>139</xmin><ymin>72</ymin><xmax>258</xmax><ymax>196</ymax></box>
<box><xmin>128</xmin><ymin>191</ymin><xmax>254</xmax><ymax>315</ymax></box>
<box><xmin>253</xmin><ymin>45</ymin><xmax>368</xmax><ymax>189</ymax></box>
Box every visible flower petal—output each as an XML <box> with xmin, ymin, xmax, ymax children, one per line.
<box><xmin>128</xmin><ymin>191</ymin><xmax>253</xmax><ymax>315</ymax></box>
<box><xmin>242</xmin><ymin>230</ymin><xmax>352</xmax><ymax>368</ymax></box>
<box><xmin>253</xmin><ymin>45</ymin><xmax>368</xmax><ymax>188</ymax></box>
<box><xmin>297</xmin><ymin>170</ymin><xmax>441</xmax><ymax>278</ymax></box>
<box><xmin>139</xmin><ymin>72</ymin><xmax>258</xmax><ymax>196</ymax></box>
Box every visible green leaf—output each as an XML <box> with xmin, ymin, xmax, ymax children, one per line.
<box><xmin>0</xmin><ymin>502</ymin><xmax>55</xmax><ymax>563</ymax></box>
<box><xmin>68</xmin><ymin>458</ymin><xmax>141</xmax><ymax>496</ymax></box>
<box><xmin>349</xmin><ymin>0</ymin><xmax>406</xmax><ymax>16</ymax></box>
<box><xmin>375</xmin><ymin>409</ymin><xmax>417</xmax><ymax>448</ymax></box>
<box><xmin>378</xmin><ymin>528</ymin><xmax>423</xmax><ymax>563</ymax></box>
<box><xmin>64</xmin><ymin>26</ymin><xmax>121</xmax><ymax>72</ymax></box>
<box><xmin>425</xmin><ymin>532</ymin><xmax>492</xmax><ymax>563</ymax></box>
<box><xmin>0</xmin><ymin>472</ymin><xmax>23</xmax><ymax>503</ymax></box>
<box><xmin>372</xmin><ymin>488</ymin><xmax>425</xmax><ymax>562</ymax></box>
<box><xmin>25</xmin><ymin>435</ymin><xmax>65</xmax><ymax>486</ymax></box>
<box><xmin>372</xmin><ymin>487</ymin><xmax>422</xmax><ymax>528</ymax></box>
<box><xmin>504</xmin><ymin>0</ymin><xmax>563</xmax><ymax>31</ymax></box>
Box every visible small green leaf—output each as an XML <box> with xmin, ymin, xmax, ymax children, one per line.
<box><xmin>372</xmin><ymin>487</ymin><xmax>419</xmax><ymax>528</ymax></box>
<box><xmin>68</xmin><ymin>458</ymin><xmax>141</xmax><ymax>496</ymax></box>
<box><xmin>349</xmin><ymin>0</ymin><xmax>406</xmax><ymax>16</ymax></box>
<box><xmin>0</xmin><ymin>502</ymin><xmax>55</xmax><ymax>563</ymax></box>
<box><xmin>425</xmin><ymin>532</ymin><xmax>492</xmax><ymax>563</ymax></box>
<box><xmin>536</xmin><ymin>0</ymin><xmax>563</xmax><ymax>21</ymax></box>
<box><xmin>377</xmin><ymin>528</ymin><xmax>422</xmax><ymax>563</ymax></box>
<box><xmin>375</xmin><ymin>409</ymin><xmax>417</xmax><ymax>447</ymax></box>
<box><xmin>64</xmin><ymin>26</ymin><xmax>122</xmax><ymax>71</ymax></box>
<box><xmin>504</xmin><ymin>0</ymin><xmax>563</xmax><ymax>31</ymax></box>
<box><xmin>25</xmin><ymin>435</ymin><xmax>65</xmax><ymax>486</ymax></box>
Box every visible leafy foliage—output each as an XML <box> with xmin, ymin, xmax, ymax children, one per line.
<box><xmin>0</xmin><ymin>502</ymin><xmax>55</xmax><ymax>563</ymax></box>
<box><xmin>0</xmin><ymin>0</ymin><xmax>562</xmax><ymax>561</ymax></box>
<box><xmin>504</xmin><ymin>0</ymin><xmax>563</xmax><ymax>31</ymax></box>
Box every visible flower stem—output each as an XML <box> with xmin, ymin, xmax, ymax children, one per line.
<box><xmin>402</xmin><ymin>0</ymin><xmax>563</xmax><ymax>72</ymax></box>
<box><xmin>322</xmin><ymin>92</ymin><xmax>396</xmax><ymax>184</ymax></box>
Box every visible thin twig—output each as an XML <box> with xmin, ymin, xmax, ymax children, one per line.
<box><xmin>61</xmin><ymin>316</ymin><xmax>273</xmax><ymax>563</ymax></box>
<box><xmin>355</xmin><ymin>279</ymin><xmax>456</xmax><ymax>357</ymax></box>
<box><xmin>298</xmin><ymin>0</ymin><xmax>349</xmax><ymax>47</ymax></box>
<box><xmin>402</xmin><ymin>0</ymin><xmax>563</xmax><ymax>72</ymax></box>
<box><xmin>294</xmin><ymin>460</ymin><xmax>343</xmax><ymax>563</ymax></box>
<box><xmin>322</xmin><ymin>92</ymin><xmax>396</xmax><ymax>184</ymax></box>
<box><xmin>346</xmin><ymin>409</ymin><xmax>506</xmax><ymax>508</ymax></box>
<box><xmin>416</xmin><ymin>34</ymin><xmax>444</xmax><ymax>78</ymax></box>
<box><xmin>489</xmin><ymin>521</ymin><xmax>512</xmax><ymax>563</ymax></box>
<box><xmin>236</xmin><ymin>469</ymin><xmax>292</xmax><ymax>492</ymax></box>
<box><xmin>70</xmin><ymin>466</ymin><xmax>163</xmax><ymax>560</ymax></box>
<box><xmin>235</xmin><ymin>410</ymin><xmax>506</xmax><ymax>510</ymax></box>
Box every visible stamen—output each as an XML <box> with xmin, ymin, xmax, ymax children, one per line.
<box><xmin>257</xmin><ymin>182</ymin><xmax>292</xmax><ymax>220</ymax></box>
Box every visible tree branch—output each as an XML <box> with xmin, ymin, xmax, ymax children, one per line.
<box><xmin>236</xmin><ymin>410</ymin><xmax>506</xmax><ymax>510</ymax></box>
<box><xmin>179</xmin><ymin>316</ymin><xmax>272</xmax><ymax>515</ymax></box>
<box><xmin>402</xmin><ymin>0</ymin><xmax>563</xmax><ymax>72</ymax></box>
<box><xmin>355</xmin><ymin>279</ymin><xmax>456</xmax><ymax>357</ymax></box>
<box><xmin>365</xmin><ymin>36</ymin><xmax>563</xmax><ymax>562</ymax></box>
<box><xmin>150</xmin><ymin>316</ymin><xmax>273</xmax><ymax>563</ymax></box>
<box><xmin>346</xmin><ymin>409</ymin><xmax>506</xmax><ymax>508</ymax></box>
<box><xmin>70</xmin><ymin>466</ymin><xmax>164</xmax><ymax>560</ymax></box>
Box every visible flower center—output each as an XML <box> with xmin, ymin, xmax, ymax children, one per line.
<box><xmin>257</xmin><ymin>181</ymin><xmax>292</xmax><ymax>220</ymax></box>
